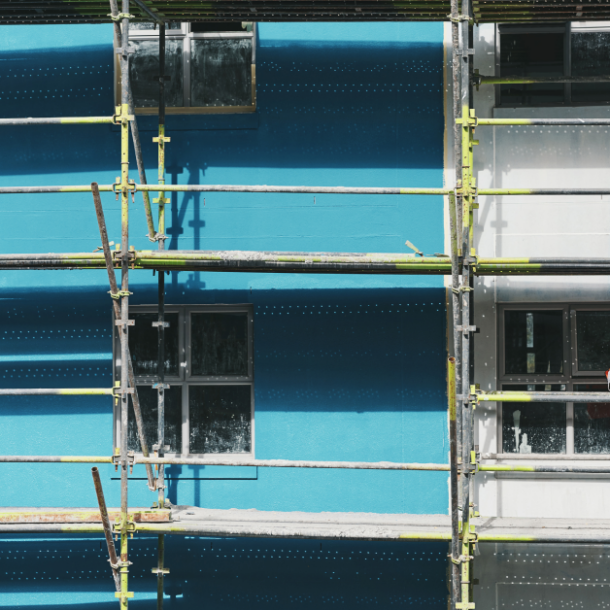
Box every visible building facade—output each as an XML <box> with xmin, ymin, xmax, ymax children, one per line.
<box><xmin>0</xmin><ymin>20</ymin><xmax>450</xmax><ymax>608</ymax></box>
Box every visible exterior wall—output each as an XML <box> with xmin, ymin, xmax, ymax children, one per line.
<box><xmin>0</xmin><ymin>21</ymin><xmax>448</xmax><ymax>608</ymax></box>
<box><xmin>472</xmin><ymin>23</ymin><xmax>610</xmax><ymax>522</ymax></box>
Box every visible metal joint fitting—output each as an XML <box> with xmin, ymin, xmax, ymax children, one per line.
<box><xmin>108</xmin><ymin>289</ymin><xmax>133</xmax><ymax>300</ymax></box>
<box><xmin>111</xmin><ymin>179</ymin><xmax>136</xmax><ymax>195</ymax></box>
<box><xmin>111</xmin><ymin>450</ymin><xmax>136</xmax><ymax>468</ymax></box>
<box><xmin>113</xmin><ymin>520</ymin><xmax>137</xmax><ymax>535</ymax></box>
<box><xmin>108</xmin><ymin>12</ymin><xmax>135</xmax><ymax>20</ymax></box>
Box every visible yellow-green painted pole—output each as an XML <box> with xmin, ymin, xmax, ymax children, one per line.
<box><xmin>117</xmin><ymin>0</ymin><xmax>132</xmax><ymax>607</ymax></box>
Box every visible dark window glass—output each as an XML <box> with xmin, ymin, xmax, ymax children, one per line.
<box><xmin>500</xmin><ymin>32</ymin><xmax>564</xmax><ymax>105</ymax></box>
<box><xmin>128</xmin><ymin>385</ymin><xmax>182</xmax><ymax>453</ymax></box>
<box><xmin>572</xmin><ymin>32</ymin><xmax>610</xmax><ymax>103</ymax></box>
<box><xmin>129</xmin><ymin>38</ymin><xmax>184</xmax><ymax>107</ymax></box>
<box><xmin>191</xmin><ymin>312</ymin><xmax>248</xmax><ymax>376</ymax></box>
<box><xmin>574</xmin><ymin>384</ymin><xmax>610</xmax><ymax>453</ymax></box>
<box><xmin>189</xmin><ymin>385</ymin><xmax>251</xmax><ymax>454</ymax></box>
<box><xmin>191</xmin><ymin>38</ymin><xmax>252</xmax><ymax>107</ymax></box>
<box><xmin>191</xmin><ymin>22</ymin><xmax>248</xmax><ymax>33</ymax></box>
<box><xmin>504</xmin><ymin>310</ymin><xmax>563</xmax><ymax>375</ymax></box>
<box><xmin>131</xmin><ymin>22</ymin><xmax>181</xmax><ymax>31</ymax></box>
<box><xmin>502</xmin><ymin>385</ymin><xmax>566</xmax><ymax>453</ymax></box>
<box><xmin>128</xmin><ymin>313</ymin><xmax>179</xmax><ymax>377</ymax></box>
<box><xmin>576</xmin><ymin>311</ymin><xmax>610</xmax><ymax>372</ymax></box>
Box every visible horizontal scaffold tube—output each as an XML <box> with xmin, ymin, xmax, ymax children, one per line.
<box><xmin>3</xmin><ymin>455</ymin><xmax>610</xmax><ymax>474</ymax></box>
<box><xmin>0</xmin><ymin>456</ymin><xmax>448</xmax><ymax>470</ymax></box>
<box><xmin>5</xmin><ymin>185</ymin><xmax>610</xmax><ymax>197</ymax></box>
<box><xmin>0</xmin><ymin>185</ymin><xmax>450</xmax><ymax>195</ymax></box>
<box><xmin>0</xmin><ymin>523</ymin><xmax>609</xmax><ymax>544</ymax></box>
<box><xmin>0</xmin><ymin>117</ymin><xmax>116</xmax><ymax>126</ymax></box>
<box><xmin>482</xmin><ymin>453</ymin><xmax>610</xmax><ymax>461</ymax></box>
<box><xmin>0</xmin><ymin>388</ymin><xmax>113</xmax><ymax>396</ymax></box>
<box><xmin>5</xmin><ymin>251</ymin><xmax>610</xmax><ymax>275</ymax></box>
<box><xmin>478</xmin><ymin>188</ymin><xmax>610</xmax><ymax>196</ymax></box>
<box><xmin>477</xmin><ymin>118</ymin><xmax>610</xmax><ymax>126</ymax></box>
<box><xmin>477</xmin><ymin>391</ymin><xmax>610</xmax><ymax>403</ymax></box>
<box><xmin>477</xmin><ymin>74</ymin><xmax>610</xmax><ymax>85</ymax></box>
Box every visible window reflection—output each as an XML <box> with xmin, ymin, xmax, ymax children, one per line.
<box><xmin>574</xmin><ymin>384</ymin><xmax>610</xmax><ymax>454</ymax></box>
<box><xmin>502</xmin><ymin>385</ymin><xmax>566</xmax><ymax>454</ymax></box>
<box><xmin>576</xmin><ymin>311</ymin><xmax>610</xmax><ymax>372</ymax></box>
<box><xmin>505</xmin><ymin>311</ymin><xmax>563</xmax><ymax>375</ymax></box>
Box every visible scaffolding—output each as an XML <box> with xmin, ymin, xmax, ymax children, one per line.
<box><xmin>2</xmin><ymin>2</ymin><xmax>610</xmax><ymax>609</ymax></box>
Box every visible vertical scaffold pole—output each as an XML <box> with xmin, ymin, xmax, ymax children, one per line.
<box><xmin>117</xmin><ymin>2</ymin><xmax>132</xmax><ymax>608</ymax></box>
<box><xmin>448</xmin><ymin>357</ymin><xmax>460</xmax><ymax>610</ymax></box>
<box><xmin>153</xmin><ymin>21</ymin><xmax>169</xmax><ymax>610</ymax></box>
<box><xmin>448</xmin><ymin>0</ymin><xmax>463</xmax><ymax>602</ymax></box>
<box><xmin>458</xmin><ymin>0</ymin><xmax>475</xmax><ymax>608</ymax></box>
<box><xmin>109</xmin><ymin>0</ymin><xmax>156</xmax><ymax>241</ymax></box>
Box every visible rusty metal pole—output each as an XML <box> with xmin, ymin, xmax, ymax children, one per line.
<box><xmin>91</xmin><ymin>182</ymin><xmax>156</xmax><ymax>492</ymax></box>
<box><xmin>92</xmin><ymin>467</ymin><xmax>121</xmax><ymax>592</ymax></box>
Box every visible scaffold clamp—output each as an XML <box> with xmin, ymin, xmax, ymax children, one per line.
<box><xmin>115</xmin><ymin>591</ymin><xmax>134</xmax><ymax>600</ymax></box>
<box><xmin>108</xmin><ymin>12</ymin><xmax>135</xmax><ymax>20</ymax></box>
<box><xmin>109</xmin><ymin>290</ymin><xmax>133</xmax><ymax>300</ymax></box>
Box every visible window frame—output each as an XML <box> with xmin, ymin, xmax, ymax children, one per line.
<box><xmin>115</xmin><ymin>22</ymin><xmax>257</xmax><ymax>115</ymax></box>
<box><xmin>113</xmin><ymin>303</ymin><xmax>255</xmax><ymax>460</ymax></box>
<box><xmin>497</xmin><ymin>303</ymin><xmax>609</xmax><ymax>455</ymax></box>
<box><xmin>495</xmin><ymin>21</ymin><xmax>610</xmax><ymax>108</ymax></box>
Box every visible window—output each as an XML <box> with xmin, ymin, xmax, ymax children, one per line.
<box><xmin>497</xmin><ymin>22</ymin><xmax>610</xmax><ymax>106</ymax></box>
<box><xmin>498</xmin><ymin>305</ymin><xmax>610</xmax><ymax>455</ymax></box>
<box><xmin>116</xmin><ymin>22</ymin><xmax>256</xmax><ymax>114</ymax></box>
<box><xmin>114</xmin><ymin>305</ymin><xmax>254</xmax><ymax>457</ymax></box>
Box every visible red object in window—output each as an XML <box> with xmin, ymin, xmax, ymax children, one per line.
<box><xmin>587</xmin><ymin>403</ymin><xmax>610</xmax><ymax>419</ymax></box>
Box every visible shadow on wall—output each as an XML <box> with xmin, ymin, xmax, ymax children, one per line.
<box><xmin>0</xmin><ymin>535</ymin><xmax>448</xmax><ymax>610</ymax></box>
<box><xmin>0</xmin><ymin>39</ymin><xmax>444</xmax><ymax>175</ymax></box>
<box><xmin>0</xmin><ymin>284</ymin><xmax>446</xmax><ymax>411</ymax></box>
<box><xmin>0</xmin><ymin>284</ymin><xmax>447</xmax><ymax>511</ymax></box>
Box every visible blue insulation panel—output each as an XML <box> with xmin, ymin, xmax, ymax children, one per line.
<box><xmin>0</xmin><ymin>20</ymin><xmax>447</xmax><ymax>609</ymax></box>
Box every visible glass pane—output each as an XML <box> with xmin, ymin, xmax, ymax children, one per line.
<box><xmin>576</xmin><ymin>311</ymin><xmax>610</xmax><ymax>372</ymax></box>
<box><xmin>504</xmin><ymin>310</ymin><xmax>563</xmax><ymax>375</ymax></box>
<box><xmin>128</xmin><ymin>312</ymin><xmax>179</xmax><ymax>377</ymax></box>
<box><xmin>572</xmin><ymin>32</ymin><xmax>610</xmax><ymax>103</ymax></box>
<box><xmin>129</xmin><ymin>38</ymin><xmax>184</xmax><ymax>107</ymax></box>
<box><xmin>574</xmin><ymin>384</ymin><xmax>610</xmax><ymax>454</ymax></box>
<box><xmin>191</xmin><ymin>22</ymin><xmax>249</xmax><ymax>33</ymax></box>
<box><xmin>189</xmin><ymin>385</ymin><xmax>251</xmax><ymax>454</ymax></box>
<box><xmin>131</xmin><ymin>22</ymin><xmax>181</xmax><ymax>31</ymax></box>
<box><xmin>128</xmin><ymin>385</ymin><xmax>182</xmax><ymax>453</ymax></box>
<box><xmin>500</xmin><ymin>32</ymin><xmax>565</xmax><ymax>105</ymax></box>
<box><xmin>191</xmin><ymin>312</ymin><xmax>248</xmax><ymax>376</ymax></box>
<box><xmin>190</xmin><ymin>38</ymin><xmax>252</xmax><ymax>107</ymax></box>
<box><xmin>502</xmin><ymin>385</ymin><xmax>566</xmax><ymax>454</ymax></box>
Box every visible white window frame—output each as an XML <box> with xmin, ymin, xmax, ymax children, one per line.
<box><xmin>497</xmin><ymin>303</ymin><xmax>610</xmax><ymax>456</ymax></box>
<box><xmin>115</xmin><ymin>22</ymin><xmax>257</xmax><ymax>115</ymax></box>
<box><xmin>113</xmin><ymin>304</ymin><xmax>255</xmax><ymax>460</ymax></box>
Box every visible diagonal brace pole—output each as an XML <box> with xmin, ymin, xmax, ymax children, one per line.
<box><xmin>92</xmin><ymin>467</ymin><xmax>121</xmax><ymax>592</ymax></box>
<box><xmin>91</xmin><ymin>182</ymin><xmax>156</xmax><ymax>492</ymax></box>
